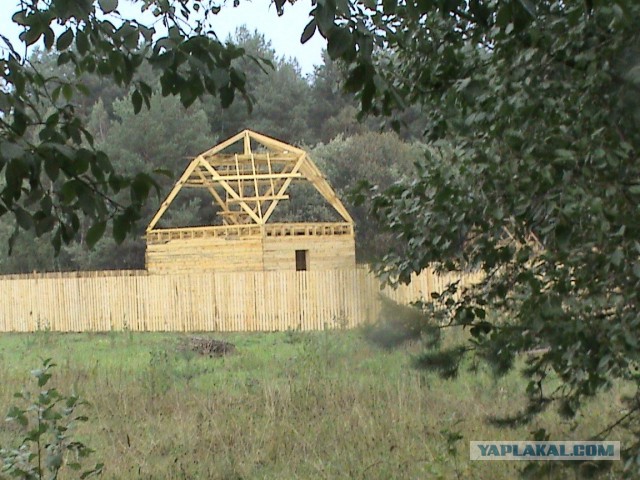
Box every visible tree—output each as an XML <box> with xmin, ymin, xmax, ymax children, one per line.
<box><xmin>0</xmin><ymin>76</ymin><xmax>216</xmax><ymax>273</ymax></box>
<box><xmin>67</xmin><ymin>92</ymin><xmax>214</xmax><ymax>269</ymax></box>
<box><xmin>306</xmin><ymin>51</ymin><xmax>362</xmax><ymax>143</ymax></box>
<box><xmin>302</xmin><ymin>0</ymin><xmax>640</xmax><ymax>474</ymax></box>
<box><xmin>0</xmin><ymin>0</ymin><xmax>260</xmax><ymax>252</ymax></box>
<box><xmin>203</xmin><ymin>27</ymin><xmax>314</xmax><ymax>144</ymax></box>
<box><xmin>312</xmin><ymin>131</ymin><xmax>421</xmax><ymax>261</ymax></box>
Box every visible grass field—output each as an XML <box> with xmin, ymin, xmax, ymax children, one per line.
<box><xmin>0</xmin><ymin>330</ymin><xmax>628</xmax><ymax>479</ymax></box>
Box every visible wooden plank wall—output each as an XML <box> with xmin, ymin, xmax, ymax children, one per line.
<box><xmin>0</xmin><ymin>267</ymin><xmax>481</xmax><ymax>332</ymax></box>
<box><xmin>262</xmin><ymin>235</ymin><xmax>356</xmax><ymax>271</ymax></box>
<box><xmin>146</xmin><ymin>231</ymin><xmax>356</xmax><ymax>273</ymax></box>
<box><xmin>146</xmin><ymin>236</ymin><xmax>265</xmax><ymax>273</ymax></box>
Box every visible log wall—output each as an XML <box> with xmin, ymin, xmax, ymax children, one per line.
<box><xmin>146</xmin><ymin>236</ymin><xmax>265</xmax><ymax>273</ymax></box>
<box><xmin>146</xmin><ymin>229</ymin><xmax>356</xmax><ymax>273</ymax></box>
<box><xmin>262</xmin><ymin>235</ymin><xmax>356</xmax><ymax>271</ymax></box>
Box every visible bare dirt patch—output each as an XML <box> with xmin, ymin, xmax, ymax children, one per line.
<box><xmin>183</xmin><ymin>336</ymin><xmax>236</xmax><ymax>357</ymax></box>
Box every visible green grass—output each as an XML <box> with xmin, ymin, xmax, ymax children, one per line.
<box><xmin>0</xmin><ymin>330</ymin><xmax>628</xmax><ymax>479</ymax></box>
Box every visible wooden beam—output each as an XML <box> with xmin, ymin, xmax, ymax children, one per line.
<box><xmin>247</xmin><ymin>130</ymin><xmax>306</xmax><ymax>155</ymax></box>
<box><xmin>201</xmin><ymin>153</ymin><xmax>300</xmax><ymax>164</ymax></box>
<box><xmin>148</xmin><ymin>222</ymin><xmax>352</xmax><ymax>238</ymax></box>
<box><xmin>187</xmin><ymin>172</ymin><xmax>303</xmax><ymax>182</ymax></box>
<box><xmin>225</xmin><ymin>195</ymin><xmax>289</xmax><ymax>203</ymax></box>
<box><xmin>262</xmin><ymin>153</ymin><xmax>306</xmax><ymax>223</ymax></box>
<box><xmin>199</xmin><ymin>159</ymin><xmax>263</xmax><ymax>224</ymax></box>
<box><xmin>298</xmin><ymin>156</ymin><xmax>355</xmax><ymax>223</ymax></box>
<box><xmin>199</xmin><ymin>130</ymin><xmax>246</xmax><ymax>157</ymax></box>
<box><xmin>217</xmin><ymin>210</ymin><xmax>252</xmax><ymax>216</ymax></box>
<box><xmin>266</xmin><ymin>152</ymin><xmax>275</xmax><ymax>197</ymax></box>
<box><xmin>243</xmin><ymin>130</ymin><xmax>251</xmax><ymax>155</ymax></box>
<box><xmin>146</xmin><ymin>156</ymin><xmax>201</xmax><ymax>232</ymax></box>
<box><xmin>264</xmin><ymin>151</ymin><xmax>277</xmax><ymax>214</ymax></box>
<box><xmin>195</xmin><ymin>169</ymin><xmax>238</xmax><ymax>225</ymax></box>
<box><xmin>183</xmin><ymin>178</ymin><xmax>299</xmax><ymax>188</ymax></box>
<box><xmin>250</xmin><ymin>153</ymin><xmax>263</xmax><ymax>220</ymax></box>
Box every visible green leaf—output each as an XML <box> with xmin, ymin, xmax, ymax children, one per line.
<box><xmin>34</xmin><ymin>214</ymin><xmax>56</xmax><ymax>237</ymax></box>
<box><xmin>37</xmin><ymin>372</ymin><xmax>52</xmax><ymax>387</ymax></box>
<box><xmin>76</xmin><ymin>30</ymin><xmax>89</xmax><ymax>55</ymax></box>
<box><xmin>22</xmin><ymin>26</ymin><xmax>42</xmax><ymax>47</ymax></box>
<box><xmin>516</xmin><ymin>0</ymin><xmax>536</xmax><ymax>18</ymax></box>
<box><xmin>44</xmin><ymin>27</ymin><xmax>55</xmax><ymax>50</ymax></box>
<box><xmin>99</xmin><ymin>0</ymin><xmax>119</xmax><ymax>14</ymax></box>
<box><xmin>7</xmin><ymin>406</ymin><xmax>29</xmax><ymax>426</ymax></box>
<box><xmin>85</xmin><ymin>221</ymin><xmax>106</xmax><ymax>248</ymax></box>
<box><xmin>625</xmin><ymin>65</ymin><xmax>640</xmax><ymax>86</ymax></box>
<box><xmin>152</xmin><ymin>168</ymin><xmax>173</xmax><ymax>178</ymax></box>
<box><xmin>219</xmin><ymin>86</ymin><xmax>234</xmax><ymax>108</ymax></box>
<box><xmin>610</xmin><ymin>249</ymin><xmax>623</xmax><ymax>267</ymax></box>
<box><xmin>344</xmin><ymin>64</ymin><xmax>367</xmax><ymax>92</ymax></box>
<box><xmin>130</xmin><ymin>173</ymin><xmax>156</xmax><ymax>203</ymax></box>
<box><xmin>131</xmin><ymin>90</ymin><xmax>143</xmax><ymax>114</ymax></box>
<box><xmin>52</xmin><ymin>229</ymin><xmax>62</xmax><ymax>254</ymax></box>
<box><xmin>61</xmin><ymin>180</ymin><xmax>79</xmax><ymax>204</ymax></box>
<box><xmin>0</xmin><ymin>141</ymin><xmax>25</xmax><ymax>161</ymax></box>
<box><xmin>314</xmin><ymin>3</ymin><xmax>336</xmax><ymax>35</ymax></box>
<box><xmin>327</xmin><ymin>27</ymin><xmax>352</xmax><ymax>59</ymax></box>
<box><xmin>80</xmin><ymin>463</ymin><xmax>104</xmax><ymax>479</ymax></box>
<box><xmin>14</xmin><ymin>208</ymin><xmax>33</xmax><ymax>231</ymax></box>
<box><xmin>301</xmin><ymin>19</ymin><xmax>316</xmax><ymax>44</ymax></box>
<box><xmin>62</xmin><ymin>83</ymin><xmax>73</xmax><ymax>102</ymax></box>
<box><xmin>57</xmin><ymin>29</ymin><xmax>74</xmax><ymax>51</ymax></box>
<box><xmin>274</xmin><ymin>0</ymin><xmax>286</xmax><ymax>15</ymax></box>
<box><xmin>112</xmin><ymin>214</ymin><xmax>129</xmax><ymax>244</ymax></box>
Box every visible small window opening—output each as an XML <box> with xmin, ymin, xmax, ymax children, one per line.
<box><xmin>295</xmin><ymin>250</ymin><xmax>309</xmax><ymax>271</ymax></box>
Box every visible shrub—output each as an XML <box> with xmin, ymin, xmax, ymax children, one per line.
<box><xmin>0</xmin><ymin>358</ymin><xmax>103</xmax><ymax>479</ymax></box>
<box><xmin>362</xmin><ymin>295</ymin><xmax>440</xmax><ymax>349</ymax></box>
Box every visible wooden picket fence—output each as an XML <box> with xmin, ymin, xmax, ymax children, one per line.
<box><xmin>0</xmin><ymin>266</ymin><xmax>483</xmax><ymax>332</ymax></box>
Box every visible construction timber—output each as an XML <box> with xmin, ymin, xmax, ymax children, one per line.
<box><xmin>145</xmin><ymin>130</ymin><xmax>356</xmax><ymax>273</ymax></box>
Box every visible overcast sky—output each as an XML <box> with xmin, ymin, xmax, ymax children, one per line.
<box><xmin>0</xmin><ymin>1</ymin><xmax>326</xmax><ymax>75</ymax></box>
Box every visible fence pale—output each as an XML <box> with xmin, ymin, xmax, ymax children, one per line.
<box><xmin>0</xmin><ymin>267</ymin><xmax>482</xmax><ymax>332</ymax></box>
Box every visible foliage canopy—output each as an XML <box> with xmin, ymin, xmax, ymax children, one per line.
<box><xmin>1</xmin><ymin>0</ymin><xmax>259</xmax><ymax>250</ymax></box>
<box><xmin>323</xmin><ymin>0</ymin><xmax>640</xmax><ymax>474</ymax></box>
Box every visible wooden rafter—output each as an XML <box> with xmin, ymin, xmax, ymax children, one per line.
<box><xmin>147</xmin><ymin>157</ymin><xmax>200</xmax><ymax>232</ymax></box>
<box><xmin>262</xmin><ymin>153</ymin><xmax>306</xmax><ymax>223</ymax></box>
<box><xmin>146</xmin><ymin>130</ymin><xmax>354</xmax><ymax>232</ymax></box>
<box><xmin>190</xmin><ymin>172</ymin><xmax>303</xmax><ymax>182</ymax></box>
<box><xmin>298</xmin><ymin>158</ymin><xmax>354</xmax><ymax>223</ymax></box>
<box><xmin>198</xmin><ymin>158</ymin><xmax>263</xmax><ymax>224</ymax></box>
<box><xmin>195</xmin><ymin>169</ymin><xmax>236</xmax><ymax>224</ymax></box>
<box><xmin>199</xmin><ymin>130</ymin><xmax>246</xmax><ymax>157</ymax></box>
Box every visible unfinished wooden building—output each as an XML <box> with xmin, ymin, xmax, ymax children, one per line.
<box><xmin>146</xmin><ymin>130</ymin><xmax>356</xmax><ymax>273</ymax></box>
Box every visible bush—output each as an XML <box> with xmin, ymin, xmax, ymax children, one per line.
<box><xmin>0</xmin><ymin>358</ymin><xmax>103</xmax><ymax>479</ymax></box>
<box><xmin>362</xmin><ymin>296</ymin><xmax>440</xmax><ymax>349</ymax></box>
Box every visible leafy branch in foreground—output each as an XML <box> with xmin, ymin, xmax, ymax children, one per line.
<box><xmin>310</xmin><ymin>0</ymin><xmax>640</xmax><ymax>475</ymax></box>
<box><xmin>1</xmin><ymin>0</ymin><xmax>266</xmax><ymax>251</ymax></box>
<box><xmin>0</xmin><ymin>358</ymin><xmax>103</xmax><ymax>479</ymax></box>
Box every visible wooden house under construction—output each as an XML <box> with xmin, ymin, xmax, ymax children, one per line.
<box><xmin>145</xmin><ymin>130</ymin><xmax>356</xmax><ymax>273</ymax></box>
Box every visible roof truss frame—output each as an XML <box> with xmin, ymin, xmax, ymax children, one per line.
<box><xmin>147</xmin><ymin>129</ymin><xmax>354</xmax><ymax>233</ymax></box>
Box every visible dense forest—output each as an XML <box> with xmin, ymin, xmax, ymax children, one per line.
<box><xmin>0</xmin><ymin>27</ymin><xmax>426</xmax><ymax>274</ymax></box>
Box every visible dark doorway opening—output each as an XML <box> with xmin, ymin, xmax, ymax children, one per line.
<box><xmin>295</xmin><ymin>250</ymin><xmax>309</xmax><ymax>271</ymax></box>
